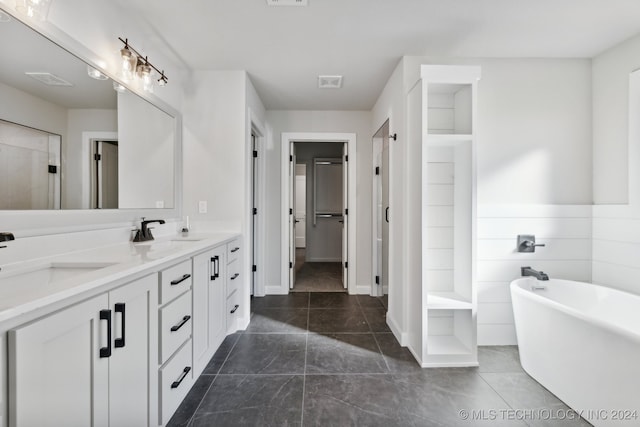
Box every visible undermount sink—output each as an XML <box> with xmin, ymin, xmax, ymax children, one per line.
<box><xmin>0</xmin><ymin>261</ymin><xmax>117</xmax><ymax>288</ymax></box>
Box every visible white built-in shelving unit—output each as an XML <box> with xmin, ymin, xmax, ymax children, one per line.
<box><xmin>408</xmin><ymin>65</ymin><xmax>480</xmax><ymax>367</ymax></box>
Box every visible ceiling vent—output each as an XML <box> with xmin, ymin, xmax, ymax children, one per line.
<box><xmin>267</xmin><ymin>0</ymin><xmax>308</xmax><ymax>6</ymax></box>
<box><xmin>318</xmin><ymin>75</ymin><xmax>343</xmax><ymax>89</ymax></box>
<box><xmin>25</xmin><ymin>72</ymin><xmax>73</xmax><ymax>87</ymax></box>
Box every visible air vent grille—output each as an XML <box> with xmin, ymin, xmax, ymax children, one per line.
<box><xmin>318</xmin><ymin>75</ymin><xmax>343</xmax><ymax>89</ymax></box>
<box><xmin>25</xmin><ymin>72</ymin><xmax>73</xmax><ymax>87</ymax></box>
<box><xmin>267</xmin><ymin>0</ymin><xmax>308</xmax><ymax>6</ymax></box>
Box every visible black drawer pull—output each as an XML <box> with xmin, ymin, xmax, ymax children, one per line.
<box><xmin>230</xmin><ymin>273</ymin><xmax>239</xmax><ymax>280</ymax></box>
<box><xmin>171</xmin><ymin>367</ymin><xmax>192</xmax><ymax>389</ymax></box>
<box><xmin>230</xmin><ymin>247</ymin><xmax>240</xmax><ymax>253</ymax></box>
<box><xmin>114</xmin><ymin>303</ymin><xmax>125</xmax><ymax>348</ymax></box>
<box><xmin>170</xmin><ymin>315</ymin><xmax>191</xmax><ymax>332</ymax></box>
<box><xmin>230</xmin><ymin>304</ymin><xmax>239</xmax><ymax>314</ymax></box>
<box><xmin>170</xmin><ymin>274</ymin><xmax>191</xmax><ymax>285</ymax></box>
<box><xmin>210</xmin><ymin>256</ymin><xmax>220</xmax><ymax>280</ymax></box>
<box><xmin>99</xmin><ymin>309</ymin><xmax>112</xmax><ymax>358</ymax></box>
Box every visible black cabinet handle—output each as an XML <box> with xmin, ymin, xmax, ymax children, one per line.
<box><xmin>171</xmin><ymin>367</ymin><xmax>192</xmax><ymax>389</ymax></box>
<box><xmin>114</xmin><ymin>303</ymin><xmax>125</xmax><ymax>348</ymax></box>
<box><xmin>99</xmin><ymin>309</ymin><xmax>112</xmax><ymax>358</ymax></box>
<box><xmin>170</xmin><ymin>274</ymin><xmax>191</xmax><ymax>286</ymax></box>
<box><xmin>210</xmin><ymin>256</ymin><xmax>219</xmax><ymax>280</ymax></box>
<box><xmin>230</xmin><ymin>273</ymin><xmax>239</xmax><ymax>280</ymax></box>
<box><xmin>230</xmin><ymin>247</ymin><xmax>240</xmax><ymax>253</ymax></box>
<box><xmin>170</xmin><ymin>315</ymin><xmax>191</xmax><ymax>332</ymax></box>
<box><xmin>230</xmin><ymin>304</ymin><xmax>239</xmax><ymax>314</ymax></box>
<box><xmin>385</xmin><ymin>207</ymin><xmax>389</xmax><ymax>223</ymax></box>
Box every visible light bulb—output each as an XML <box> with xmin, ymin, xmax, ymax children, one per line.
<box><xmin>120</xmin><ymin>47</ymin><xmax>136</xmax><ymax>82</ymax></box>
<box><xmin>16</xmin><ymin>0</ymin><xmax>51</xmax><ymax>21</ymax></box>
<box><xmin>137</xmin><ymin>63</ymin><xmax>154</xmax><ymax>93</ymax></box>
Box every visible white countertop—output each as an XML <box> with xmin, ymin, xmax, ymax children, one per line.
<box><xmin>0</xmin><ymin>232</ymin><xmax>239</xmax><ymax>324</ymax></box>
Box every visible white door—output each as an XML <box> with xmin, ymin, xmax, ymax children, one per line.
<box><xmin>382</xmin><ymin>131</ymin><xmax>390</xmax><ymax>296</ymax></box>
<box><xmin>96</xmin><ymin>140</ymin><xmax>118</xmax><ymax>209</ymax></box>
<box><xmin>109</xmin><ymin>275</ymin><xmax>156</xmax><ymax>427</ymax></box>
<box><xmin>9</xmin><ymin>294</ymin><xmax>110</xmax><ymax>427</ymax></box>
<box><xmin>342</xmin><ymin>143</ymin><xmax>348</xmax><ymax>289</ymax></box>
<box><xmin>289</xmin><ymin>142</ymin><xmax>296</xmax><ymax>289</ymax></box>
<box><xmin>295</xmin><ymin>164</ymin><xmax>306</xmax><ymax>248</ymax></box>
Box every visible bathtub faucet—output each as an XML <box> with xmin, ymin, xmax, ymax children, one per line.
<box><xmin>521</xmin><ymin>266</ymin><xmax>549</xmax><ymax>281</ymax></box>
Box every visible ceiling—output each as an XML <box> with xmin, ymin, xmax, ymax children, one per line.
<box><xmin>115</xmin><ymin>1</ymin><xmax>640</xmax><ymax>110</ymax></box>
<box><xmin>0</xmin><ymin>13</ymin><xmax>116</xmax><ymax>109</ymax></box>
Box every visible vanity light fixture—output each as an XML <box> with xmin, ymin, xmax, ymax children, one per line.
<box><xmin>87</xmin><ymin>65</ymin><xmax>108</xmax><ymax>80</ymax></box>
<box><xmin>15</xmin><ymin>0</ymin><xmax>51</xmax><ymax>21</ymax></box>
<box><xmin>118</xmin><ymin>37</ymin><xmax>168</xmax><ymax>92</ymax></box>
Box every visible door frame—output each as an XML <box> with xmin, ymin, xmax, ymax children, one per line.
<box><xmin>247</xmin><ymin>109</ymin><xmax>267</xmax><ymax>297</ymax></box>
<box><xmin>280</xmin><ymin>132</ymin><xmax>357</xmax><ymax>294</ymax></box>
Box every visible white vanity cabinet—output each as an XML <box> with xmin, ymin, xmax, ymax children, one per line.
<box><xmin>8</xmin><ymin>274</ymin><xmax>158</xmax><ymax>427</ymax></box>
<box><xmin>192</xmin><ymin>245</ymin><xmax>226</xmax><ymax>376</ymax></box>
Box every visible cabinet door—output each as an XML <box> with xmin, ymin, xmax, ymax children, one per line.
<box><xmin>193</xmin><ymin>246</ymin><xmax>226</xmax><ymax>376</ymax></box>
<box><xmin>109</xmin><ymin>274</ymin><xmax>158</xmax><ymax>427</ymax></box>
<box><xmin>9</xmin><ymin>294</ymin><xmax>110</xmax><ymax>427</ymax></box>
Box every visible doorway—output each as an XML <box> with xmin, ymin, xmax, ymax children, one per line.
<box><xmin>281</xmin><ymin>132</ymin><xmax>357</xmax><ymax>295</ymax></box>
<box><xmin>372</xmin><ymin>120</ymin><xmax>390</xmax><ymax>298</ymax></box>
<box><xmin>91</xmin><ymin>139</ymin><xmax>119</xmax><ymax>209</ymax></box>
<box><xmin>291</xmin><ymin>145</ymin><xmax>345</xmax><ymax>292</ymax></box>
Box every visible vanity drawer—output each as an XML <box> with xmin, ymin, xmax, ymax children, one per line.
<box><xmin>226</xmin><ymin>260</ymin><xmax>241</xmax><ymax>297</ymax></box>
<box><xmin>160</xmin><ymin>291</ymin><xmax>192</xmax><ymax>364</ymax></box>
<box><xmin>226</xmin><ymin>290</ymin><xmax>240</xmax><ymax>334</ymax></box>
<box><xmin>160</xmin><ymin>260</ymin><xmax>192</xmax><ymax>305</ymax></box>
<box><xmin>159</xmin><ymin>339</ymin><xmax>194</xmax><ymax>425</ymax></box>
<box><xmin>227</xmin><ymin>239</ymin><xmax>241</xmax><ymax>264</ymax></box>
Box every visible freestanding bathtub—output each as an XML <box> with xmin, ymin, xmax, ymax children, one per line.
<box><xmin>511</xmin><ymin>278</ymin><xmax>640</xmax><ymax>427</ymax></box>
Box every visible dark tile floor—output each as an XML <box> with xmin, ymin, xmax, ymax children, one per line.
<box><xmin>168</xmin><ymin>292</ymin><xmax>590</xmax><ymax>427</ymax></box>
<box><xmin>292</xmin><ymin>248</ymin><xmax>345</xmax><ymax>292</ymax></box>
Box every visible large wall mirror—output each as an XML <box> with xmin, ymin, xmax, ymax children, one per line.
<box><xmin>0</xmin><ymin>7</ymin><xmax>177</xmax><ymax>211</ymax></box>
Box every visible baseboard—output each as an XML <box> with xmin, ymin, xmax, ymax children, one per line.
<box><xmin>386</xmin><ymin>314</ymin><xmax>407</xmax><ymax>347</ymax></box>
<box><xmin>355</xmin><ymin>285</ymin><xmax>371</xmax><ymax>295</ymax></box>
<box><xmin>306</xmin><ymin>257</ymin><xmax>341</xmax><ymax>262</ymax></box>
<box><xmin>265</xmin><ymin>285</ymin><xmax>289</xmax><ymax>295</ymax></box>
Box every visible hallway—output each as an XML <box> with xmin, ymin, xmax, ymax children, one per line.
<box><xmin>293</xmin><ymin>248</ymin><xmax>344</xmax><ymax>292</ymax></box>
<box><xmin>167</xmin><ymin>293</ymin><xmax>587</xmax><ymax>426</ymax></box>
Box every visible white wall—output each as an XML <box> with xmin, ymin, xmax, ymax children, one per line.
<box><xmin>405</xmin><ymin>57</ymin><xmax>593</xmax><ymax>205</ymax></box>
<box><xmin>371</xmin><ymin>58</ymin><xmax>406</xmax><ymax>340</ymax></box>
<box><xmin>0</xmin><ymin>82</ymin><xmax>67</xmax><ymax>138</ymax></box>
<box><xmin>592</xmin><ymin>33</ymin><xmax>640</xmax><ymax>204</ymax></box>
<box><xmin>591</xmin><ymin>43</ymin><xmax>640</xmax><ymax>295</ymax></box>
<box><xmin>477</xmin><ymin>205</ymin><xmax>592</xmax><ymax>344</ymax></box>
<box><xmin>263</xmin><ymin>110</ymin><xmax>372</xmax><ymax>293</ymax></box>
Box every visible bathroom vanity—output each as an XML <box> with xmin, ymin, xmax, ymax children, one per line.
<box><xmin>0</xmin><ymin>232</ymin><xmax>242</xmax><ymax>427</ymax></box>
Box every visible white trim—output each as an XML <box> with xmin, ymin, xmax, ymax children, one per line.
<box><xmin>83</xmin><ymin>131</ymin><xmax>118</xmax><ymax>210</ymax></box>
<box><xmin>280</xmin><ymin>132</ymin><xmax>357</xmax><ymax>295</ymax></box>
<box><xmin>386</xmin><ymin>314</ymin><xmax>407</xmax><ymax>346</ymax></box>
<box><xmin>248</xmin><ymin>108</ymin><xmax>267</xmax><ymax>298</ymax></box>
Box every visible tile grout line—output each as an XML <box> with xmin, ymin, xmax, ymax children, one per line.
<box><xmin>184</xmin><ymin>334</ymin><xmax>243</xmax><ymax>426</ymax></box>
<box><xmin>358</xmin><ymin>295</ymin><xmax>391</xmax><ymax>372</ymax></box>
<box><xmin>300</xmin><ymin>292</ymin><xmax>311</xmax><ymax>426</ymax></box>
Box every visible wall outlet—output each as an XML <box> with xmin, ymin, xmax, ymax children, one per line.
<box><xmin>155</xmin><ymin>200</ymin><xmax>164</xmax><ymax>208</ymax></box>
<box><xmin>198</xmin><ymin>200</ymin><xmax>207</xmax><ymax>214</ymax></box>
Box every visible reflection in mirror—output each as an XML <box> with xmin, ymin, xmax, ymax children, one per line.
<box><xmin>0</xmin><ymin>119</ymin><xmax>61</xmax><ymax>209</ymax></box>
<box><xmin>0</xmin><ymin>8</ymin><xmax>175</xmax><ymax>210</ymax></box>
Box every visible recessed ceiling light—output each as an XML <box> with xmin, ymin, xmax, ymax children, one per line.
<box><xmin>318</xmin><ymin>75</ymin><xmax>343</xmax><ymax>89</ymax></box>
<box><xmin>267</xmin><ymin>0</ymin><xmax>308</xmax><ymax>6</ymax></box>
<box><xmin>25</xmin><ymin>72</ymin><xmax>73</xmax><ymax>87</ymax></box>
<box><xmin>87</xmin><ymin>65</ymin><xmax>108</xmax><ymax>81</ymax></box>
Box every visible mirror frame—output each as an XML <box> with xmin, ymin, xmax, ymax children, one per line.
<box><xmin>0</xmin><ymin>6</ymin><xmax>183</xmax><ymax>237</ymax></box>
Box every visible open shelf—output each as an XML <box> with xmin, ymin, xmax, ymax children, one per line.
<box><xmin>426</xmin><ymin>335</ymin><xmax>472</xmax><ymax>355</ymax></box>
<box><xmin>426</xmin><ymin>134</ymin><xmax>472</xmax><ymax>146</ymax></box>
<box><xmin>426</xmin><ymin>292</ymin><xmax>472</xmax><ymax>310</ymax></box>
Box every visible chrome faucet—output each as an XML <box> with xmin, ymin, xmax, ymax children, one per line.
<box><xmin>133</xmin><ymin>218</ymin><xmax>165</xmax><ymax>242</ymax></box>
<box><xmin>521</xmin><ymin>266</ymin><xmax>549</xmax><ymax>281</ymax></box>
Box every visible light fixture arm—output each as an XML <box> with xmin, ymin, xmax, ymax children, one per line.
<box><xmin>118</xmin><ymin>37</ymin><xmax>168</xmax><ymax>85</ymax></box>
